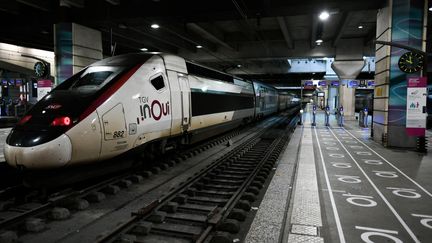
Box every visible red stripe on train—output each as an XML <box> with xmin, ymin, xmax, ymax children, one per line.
<box><xmin>79</xmin><ymin>63</ymin><xmax>143</xmax><ymax>121</ymax></box>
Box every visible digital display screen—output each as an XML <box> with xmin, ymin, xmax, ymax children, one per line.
<box><xmin>368</xmin><ymin>80</ymin><xmax>375</xmax><ymax>86</ymax></box>
<box><xmin>15</xmin><ymin>79</ymin><xmax>22</xmax><ymax>86</ymax></box>
<box><xmin>1</xmin><ymin>80</ymin><xmax>7</xmax><ymax>86</ymax></box>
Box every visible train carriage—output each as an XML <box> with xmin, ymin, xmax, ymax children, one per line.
<box><xmin>4</xmin><ymin>53</ymin><xmax>290</xmax><ymax>169</ymax></box>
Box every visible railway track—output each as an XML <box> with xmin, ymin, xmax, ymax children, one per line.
<box><xmin>98</xmin><ymin>114</ymin><xmax>298</xmax><ymax>243</ymax></box>
<box><xmin>0</xmin><ymin>110</ymin><xmax>298</xmax><ymax>242</ymax></box>
<box><xmin>0</xmin><ymin>123</ymin><xmax>247</xmax><ymax>240</ymax></box>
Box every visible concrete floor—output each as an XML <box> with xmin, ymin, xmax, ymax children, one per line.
<box><xmin>311</xmin><ymin>108</ymin><xmax>432</xmax><ymax>242</ymax></box>
<box><xmin>247</xmin><ymin>106</ymin><xmax>432</xmax><ymax>242</ymax></box>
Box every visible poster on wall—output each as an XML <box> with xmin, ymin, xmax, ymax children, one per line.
<box><xmin>406</xmin><ymin>77</ymin><xmax>427</xmax><ymax>136</ymax></box>
<box><xmin>37</xmin><ymin>80</ymin><xmax>53</xmax><ymax>101</ymax></box>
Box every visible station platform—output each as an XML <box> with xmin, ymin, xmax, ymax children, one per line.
<box><xmin>246</xmin><ymin>105</ymin><xmax>432</xmax><ymax>243</ymax></box>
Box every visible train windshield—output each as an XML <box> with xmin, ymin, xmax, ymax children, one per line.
<box><xmin>55</xmin><ymin>66</ymin><xmax>125</xmax><ymax>95</ymax></box>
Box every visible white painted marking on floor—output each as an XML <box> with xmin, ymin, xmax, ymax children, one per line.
<box><xmin>322</xmin><ymin>189</ymin><xmax>347</xmax><ymax>193</ymax></box>
<box><xmin>314</xmin><ymin>127</ymin><xmax>346</xmax><ymax>243</ymax></box>
<box><xmin>342</xmin><ymin>128</ymin><xmax>432</xmax><ymax>198</ymax></box>
<box><xmin>328</xmin><ymin>128</ymin><xmax>421</xmax><ymax>243</ymax></box>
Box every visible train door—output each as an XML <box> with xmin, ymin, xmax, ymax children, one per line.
<box><xmin>178</xmin><ymin>75</ymin><xmax>191</xmax><ymax>132</ymax></box>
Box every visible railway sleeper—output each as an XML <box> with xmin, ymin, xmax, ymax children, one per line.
<box><xmin>164</xmin><ymin>211</ymin><xmax>208</xmax><ymax>223</ymax></box>
<box><xmin>149</xmin><ymin>221</ymin><xmax>203</xmax><ymax>238</ymax></box>
<box><xmin>246</xmin><ymin>186</ymin><xmax>261</xmax><ymax>196</ymax></box>
<box><xmin>195</xmin><ymin>184</ymin><xmax>238</xmax><ymax>192</ymax></box>
<box><xmin>212</xmin><ymin>174</ymin><xmax>247</xmax><ymax>180</ymax></box>
<box><xmin>217</xmin><ymin>219</ymin><xmax>240</xmax><ymax>233</ymax></box>
<box><xmin>217</xmin><ymin>169</ymin><xmax>250</xmax><ymax>176</ymax></box>
<box><xmin>177</xmin><ymin>203</ymin><xmax>218</xmax><ymax>214</ymax></box>
<box><xmin>227</xmin><ymin>208</ymin><xmax>247</xmax><ymax>221</ymax></box>
<box><xmin>234</xmin><ymin>200</ymin><xmax>251</xmax><ymax>211</ymax></box>
<box><xmin>188</xmin><ymin>196</ymin><xmax>228</xmax><ymax>206</ymax></box>
<box><xmin>209</xmin><ymin>231</ymin><xmax>233</xmax><ymax>243</ymax></box>
<box><xmin>226</xmin><ymin>165</ymin><xmax>255</xmax><ymax>170</ymax></box>
<box><xmin>189</xmin><ymin>189</ymin><xmax>234</xmax><ymax>199</ymax></box>
<box><xmin>206</xmin><ymin>178</ymin><xmax>243</xmax><ymax>185</ymax></box>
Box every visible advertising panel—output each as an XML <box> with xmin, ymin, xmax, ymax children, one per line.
<box><xmin>406</xmin><ymin>77</ymin><xmax>427</xmax><ymax>136</ymax></box>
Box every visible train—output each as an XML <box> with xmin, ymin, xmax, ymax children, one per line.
<box><xmin>4</xmin><ymin>53</ymin><xmax>299</xmax><ymax>169</ymax></box>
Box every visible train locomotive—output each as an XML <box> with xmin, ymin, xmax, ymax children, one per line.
<box><xmin>5</xmin><ymin>53</ymin><xmax>298</xmax><ymax>169</ymax></box>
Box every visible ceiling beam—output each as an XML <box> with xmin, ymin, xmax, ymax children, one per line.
<box><xmin>162</xmin><ymin>24</ymin><xmax>219</xmax><ymax>52</ymax></box>
<box><xmin>16</xmin><ymin>0</ymin><xmax>50</xmax><ymax>11</ymax></box>
<box><xmin>310</xmin><ymin>15</ymin><xmax>318</xmax><ymax>48</ymax></box>
<box><xmin>186</xmin><ymin>23</ymin><xmax>236</xmax><ymax>51</ymax></box>
<box><xmin>277</xmin><ymin>16</ymin><xmax>294</xmax><ymax>49</ymax></box>
<box><xmin>332</xmin><ymin>12</ymin><xmax>352</xmax><ymax>47</ymax></box>
<box><xmin>107</xmin><ymin>28</ymin><xmax>179</xmax><ymax>54</ymax></box>
<box><xmin>364</xmin><ymin>26</ymin><xmax>376</xmax><ymax>46</ymax></box>
<box><xmin>128</xmin><ymin>26</ymin><xmax>197</xmax><ymax>53</ymax></box>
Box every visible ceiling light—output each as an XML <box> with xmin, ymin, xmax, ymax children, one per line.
<box><xmin>237</xmin><ymin>64</ymin><xmax>242</xmax><ymax>68</ymax></box>
<box><xmin>196</xmin><ymin>45</ymin><xmax>203</xmax><ymax>49</ymax></box>
<box><xmin>429</xmin><ymin>7</ymin><xmax>432</xmax><ymax>11</ymax></box>
<box><xmin>315</xmin><ymin>39</ymin><xmax>323</xmax><ymax>44</ymax></box>
<box><xmin>140</xmin><ymin>48</ymin><xmax>148</xmax><ymax>52</ymax></box>
<box><xmin>151</xmin><ymin>24</ymin><xmax>160</xmax><ymax>29</ymax></box>
<box><xmin>358</xmin><ymin>25</ymin><xmax>364</xmax><ymax>29</ymax></box>
<box><xmin>319</xmin><ymin>11</ymin><xmax>330</xmax><ymax>21</ymax></box>
<box><xmin>118</xmin><ymin>24</ymin><xmax>127</xmax><ymax>29</ymax></box>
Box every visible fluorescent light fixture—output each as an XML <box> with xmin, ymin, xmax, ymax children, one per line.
<box><xmin>315</xmin><ymin>39</ymin><xmax>323</xmax><ymax>44</ymax></box>
<box><xmin>151</xmin><ymin>24</ymin><xmax>160</xmax><ymax>29</ymax></box>
<box><xmin>358</xmin><ymin>25</ymin><xmax>363</xmax><ymax>29</ymax></box>
<box><xmin>429</xmin><ymin>7</ymin><xmax>432</xmax><ymax>11</ymax></box>
<box><xmin>196</xmin><ymin>45</ymin><xmax>203</xmax><ymax>48</ymax></box>
<box><xmin>140</xmin><ymin>48</ymin><xmax>148</xmax><ymax>51</ymax></box>
<box><xmin>319</xmin><ymin>11</ymin><xmax>330</xmax><ymax>20</ymax></box>
<box><xmin>237</xmin><ymin>64</ymin><xmax>242</xmax><ymax>68</ymax></box>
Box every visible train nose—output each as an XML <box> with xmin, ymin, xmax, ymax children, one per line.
<box><xmin>4</xmin><ymin>134</ymin><xmax>73</xmax><ymax>169</ymax></box>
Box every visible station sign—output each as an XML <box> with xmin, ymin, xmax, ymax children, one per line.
<box><xmin>318</xmin><ymin>80</ymin><xmax>327</xmax><ymax>86</ymax></box>
<box><xmin>406</xmin><ymin>77</ymin><xmax>427</xmax><ymax>136</ymax></box>
<box><xmin>331</xmin><ymin>81</ymin><xmax>340</xmax><ymax>86</ymax></box>
<box><xmin>303</xmin><ymin>80</ymin><xmax>313</xmax><ymax>86</ymax></box>
<box><xmin>367</xmin><ymin>80</ymin><xmax>375</xmax><ymax>86</ymax></box>
<box><xmin>348</xmin><ymin>80</ymin><xmax>359</xmax><ymax>88</ymax></box>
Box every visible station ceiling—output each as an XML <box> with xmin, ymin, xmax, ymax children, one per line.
<box><xmin>0</xmin><ymin>0</ymin><xmax>399</xmax><ymax>83</ymax></box>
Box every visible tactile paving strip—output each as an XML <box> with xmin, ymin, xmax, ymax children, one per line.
<box><xmin>244</xmin><ymin>128</ymin><xmax>303</xmax><ymax>243</ymax></box>
<box><xmin>290</xmin><ymin>126</ymin><xmax>322</xmax><ymax>227</ymax></box>
<box><xmin>291</xmin><ymin>224</ymin><xmax>318</xmax><ymax>236</ymax></box>
<box><xmin>287</xmin><ymin>233</ymin><xmax>324</xmax><ymax>243</ymax></box>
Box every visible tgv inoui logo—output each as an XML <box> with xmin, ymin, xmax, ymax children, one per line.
<box><xmin>137</xmin><ymin>96</ymin><xmax>169</xmax><ymax>124</ymax></box>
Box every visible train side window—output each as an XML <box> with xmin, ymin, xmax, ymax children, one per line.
<box><xmin>150</xmin><ymin>75</ymin><xmax>165</xmax><ymax>91</ymax></box>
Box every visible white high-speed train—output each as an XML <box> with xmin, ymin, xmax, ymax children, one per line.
<box><xmin>5</xmin><ymin>53</ymin><xmax>298</xmax><ymax>169</ymax></box>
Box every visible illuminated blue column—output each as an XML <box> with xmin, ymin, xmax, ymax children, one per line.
<box><xmin>54</xmin><ymin>23</ymin><xmax>102</xmax><ymax>84</ymax></box>
<box><xmin>373</xmin><ymin>0</ymin><xmax>427</xmax><ymax>148</ymax></box>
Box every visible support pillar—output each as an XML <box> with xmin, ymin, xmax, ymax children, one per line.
<box><xmin>373</xmin><ymin>0</ymin><xmax>428</xmax><ymax>148</ymax></box>
<box><xmin>54</xmin><ymin>23</ymin><xmax>102</xmax><ymax>84</ymax></box>
<box><xmin>339</xmin><ymin>84</ymin><xmax>356</xmax><ymax>120</ymax></box>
